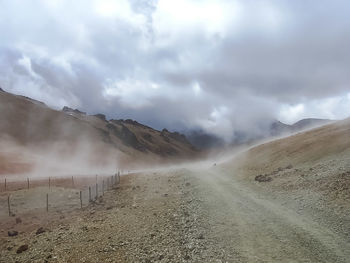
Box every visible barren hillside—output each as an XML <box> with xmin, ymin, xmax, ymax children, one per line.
<box><xmin>223</xmin><ymin>118</ymin><xmax>350</xmax><ymax>226</ymax></box>
<box><xmin>0</xmin><ymin>90</ymin><xmax>198</xmax><ymax>175</ymax></box>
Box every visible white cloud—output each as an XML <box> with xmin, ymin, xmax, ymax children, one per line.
<box><xmin>152</xmin><ymin>0</ymin><xmax>241</xmax><ymax>42</ymax></box>
<box><xmin>1</xmin><ymin>0</ymin><xmax>350</xmax><ymax>139</ymax></box>
<box><xmin>279</xmin><ymin>94</ymin><xmax>350</xmax><ymax>124</ymax></box>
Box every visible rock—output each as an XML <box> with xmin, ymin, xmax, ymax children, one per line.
<box><xmin>15</xmin><ymin>217</ymin><xmax>22</xmax><ymax>224</ymax></box>
<box><xmin>93</xmin><ymin>113</ymin><xmax>106</xmax><ymax>121</ymax></box>
<box><xmin>16</xmin><ymin>244</ymin><xmax>28</xmax><ymax>254</ymax></box>
<box><xmin>185</xmin><ymin>182</ymin><xmax>191</xmax><ymax>186</ymax></box>
<box><xmin>197</xmin><ymin>233</ymin><xmax>205</xmax><ymax>239</ymax></box>
<box><xmin>106</xmin><ymin>206</ymin><xmax>113</xmax><ymax>210</ymax></box>
<box><xmin>286</xmin><ymin>164</ymin><xmax>293</xmax><ymax>169</ymax></box>
<box><xmin>36</xmin><ymin>227</ymin><xmax>46</xmax><ymax>235</ymax></box>
<box><xmin>62</xmin><ymin>106</ymin><xmax>86</xmax><ymax>115</ymax></box>
<box><xmin>8</xmin><ymin>230</ymin><xmax>18</xmax><ymax>237</ymax></box>
<box><xmin>255</xmin><ymin>174</ymin><xmax>272</xmax><ymax>182</ymax></box>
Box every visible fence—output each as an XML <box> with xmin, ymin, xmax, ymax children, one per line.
<box><xmin>0</xmin><ymin>172</ymin><xmax>121</xmax><ymax>218</ymax></box>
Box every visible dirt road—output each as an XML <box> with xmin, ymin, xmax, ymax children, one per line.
<box><xmin>187</xmin><ymin>165</ymin><xmax>350</xmax><ymax>262</ymax></box>
<box><xmin>1</xmin><ymin>164</ymin><xmax>349</xmax><ymax>262</ymax></box>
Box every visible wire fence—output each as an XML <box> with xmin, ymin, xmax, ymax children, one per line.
<box><xmin>0</xmin><ymin>172</ymin><xmax>121</xmax><ymax>218</ymax></box>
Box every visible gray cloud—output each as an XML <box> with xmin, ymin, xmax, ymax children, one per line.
<box><xmin>1</xmin><ymin>0</ymin><xmax>350</xmax><ymax>139</ymax></box>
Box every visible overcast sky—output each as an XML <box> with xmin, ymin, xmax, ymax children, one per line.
<box><xmin>1</xmin><ymin>0</ymin><xmax>350</xmax><ymax>139</ymax></box>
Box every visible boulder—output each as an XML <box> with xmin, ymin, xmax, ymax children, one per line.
<box><xmin>16</xmin><ymin>244</ymin><xmax>28</xmax><ymax>254</ymax></box>
<box><xmin>8</xmin><ymin>230</ymin><xmax>18</xmax><ymax>237</ymax></box>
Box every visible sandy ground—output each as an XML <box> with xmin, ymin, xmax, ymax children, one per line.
<box><xmin>1</xmin><ymin>162</ymin><xmax>349</xmax><ymax>263</ymax></box>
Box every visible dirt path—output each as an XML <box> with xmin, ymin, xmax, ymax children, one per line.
<box><xmin>188</xmin><ymin>166</ymin><xmax>350</xmax><ymax>262</ymax></box>
<box><xmin>1</xmin><ymin>165</ymin><xmax>349</xmax><ymax>262</ymax></box>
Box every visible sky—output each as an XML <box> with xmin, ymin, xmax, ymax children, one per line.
<box><xmin>0</xmin><ymin>0</ymin><xmax>350</xmax><ymax>139</ymax></box>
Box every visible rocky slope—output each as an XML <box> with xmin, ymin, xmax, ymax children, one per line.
<box><xmin>0</xmin><ymin>89</ymin><xmax>198</xmax><ymax>175</ymax></box>
<box><xmin>224</xmin><ymin>118</ymin><xmax>350</xmax><ymax>234</ymax></box>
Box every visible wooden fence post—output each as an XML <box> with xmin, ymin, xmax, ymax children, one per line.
<box><xmin>49</xmin><ymin>177</ymin><xmax>51</xmax><ymax>189</ymax></box>
<box><xmin>7</xmin><ymin>195</ymin><xmax>11</xmax><ymax>216</ymax></box>
<box><xmin>72</xmin><ymin>176</ymin><xmax>74</xmax><ymax>187</ymax></box>
<box><xmin>96</xmin><ymin>183</ymin><xmax>98</xmax><ymax>200</ymax></box>
<box><xmin>89</xmin><ymin>186</ymin><xmax>91</xmax><ymax>202</ymax></box>
<box><xmin>46</xmin><ymin>193</ymin><xmax>49</xmax><ymax>212</ymax></box>
<box><xmin>80</xmin><ymin>191</ymin><xmax>82</xmax><ymax>208</ymax></box>
<box><xmin>27</xmin><ymin>178</ymin><xmax>29</xmax><ymax>189</ymax></box>
<box><xmin>102</xmin><ymin>180</ymin><xmax>104</xmax><ymax>196</ymax></box>
<box><xmin>5</xmin><ymin>178</ymin><xmax>7</xmax><ymax>191</ymax></box>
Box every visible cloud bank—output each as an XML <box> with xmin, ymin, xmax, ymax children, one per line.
<box><xmin>1</xmin><ymin>0</ymin><xmax>350</xmax><ymax>139</ymax></box>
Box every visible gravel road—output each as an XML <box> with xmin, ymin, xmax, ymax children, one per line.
<box><xmin>188</xmin><ymin>166</ymin><xmax>350</xmax><ymax>262</ymax></box>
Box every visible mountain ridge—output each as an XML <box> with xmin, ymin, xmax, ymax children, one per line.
<box><xmin>0</xmin><ymin>89</ymin><xmax>198</xmax><ymax>174</ymax></box>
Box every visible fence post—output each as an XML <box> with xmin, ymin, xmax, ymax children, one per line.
<box><xmin>107</xmin><ymin>178</ymin><xmax>109</xmax><ymax>190</ymax></box>
<box><xmin>102</xmin><ymin>180</ymin><xmax>104</xmax><ymax>196</ymax></box>
<box><xmin>4</xmin><ymin>178</ymin><xmax>7</xmax><ymax>191</ymax></box>
<box><xmin>72</xmin><ymin>176</ymin><xmax>74</xmax><ymax>187</ymax></box>
<box><xmin>27</xmin><ymin>178</ymin><xmax>29</xmax><ymax>189</ymax></box>
<box><xmin>80</xmin><ymin>191</ymin><xmax>82</xmax><ymax>208</ymax></box>
<box><xmin>49</xmin><ymin>177</ymin><xmax>51</xmax><ymax>189</ymax></box>
<box><xmin>8</xmin><ymin>195</ymin><xmax>11</xmax><ymax>216</ymax></box>
<box><xmin>89</xmin><ymin>186</ymin><xmax>91</xmax><ymax>202</ymax></box>
<box><xmin>46</xmin><ymin>193</ymin><xmax>49</xmax><ymax>212</ymax></box>
<box><xmin>96</xmin><ymin>183</ymin><xmax>98</xmax><ymax>200</ymax></box>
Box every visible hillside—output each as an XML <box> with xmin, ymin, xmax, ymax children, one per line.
<box><xmin>226</xmin><ymin>118</ymin><xmax>350</xmax><ymax>209</ymax></box>
<box><xmin>0</xmin><ymin>89</ymin><xmax>198</xmax><ymax>175</ymax></box>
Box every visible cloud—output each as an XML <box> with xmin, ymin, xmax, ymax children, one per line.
<box><xmin>0</xmin><ymin>0</ymin><xmax>350</xmax><ymax>140</ymax></box>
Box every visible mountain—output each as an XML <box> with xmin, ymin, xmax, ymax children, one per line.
<box><xmin>270</xmin><ymin>118</ymin><xmax>333</xmax><ymax>137</ymax></box>
<box><xmin>0</xmin><ymin>89</ymin><xmax>198</xmax><ymax>175</ymax></box>
<box><xmin>187</xmin><ymin>118</ymin><xmax>333</xmax><ymax>150</ymax></box>
<box><xmin>185</xmin><ymin>130</ymin><xmax>225</xmax><ymax>150</ymax></box>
